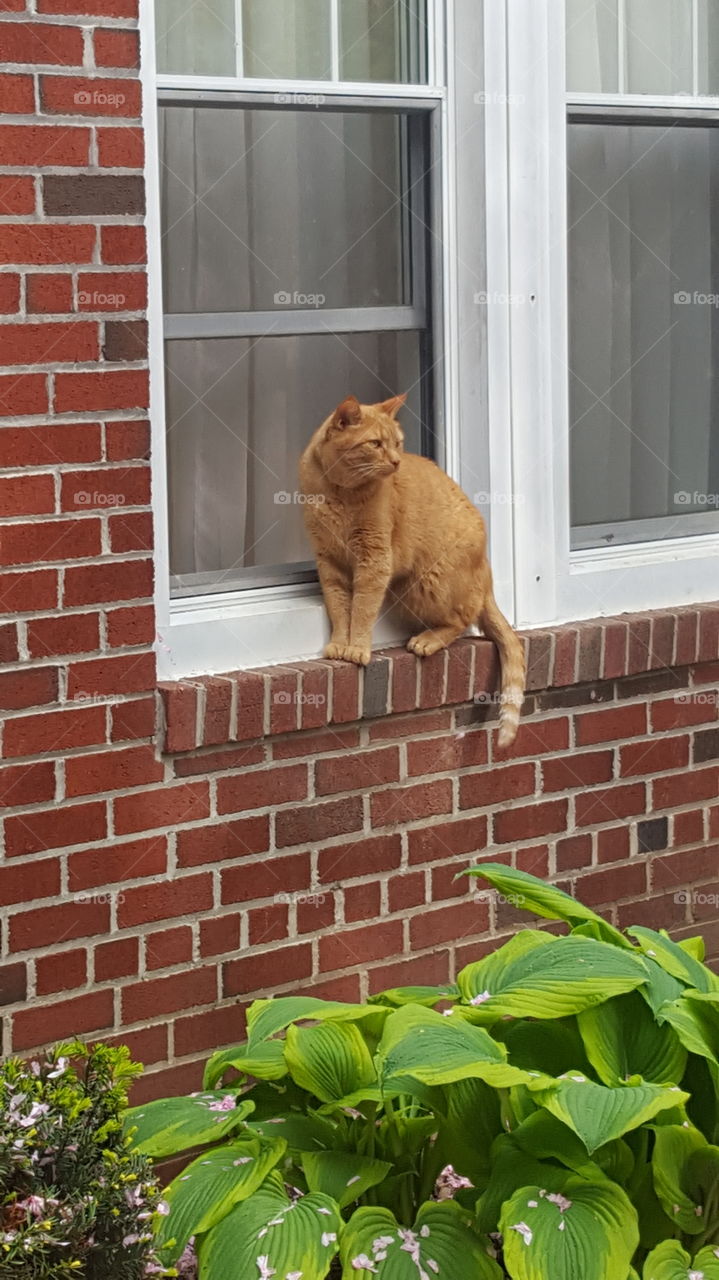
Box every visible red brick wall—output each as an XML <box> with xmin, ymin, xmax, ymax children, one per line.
<box><xmin>0</xmin><ymin>1</ymin><xmax>717</xmax><ymax>1102</ymax></box>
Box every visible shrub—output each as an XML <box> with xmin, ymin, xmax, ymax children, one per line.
<box><xmin>126</xmin><ymin>866</ymin><xmax>719</xmax><ymax>1279</ymax></box>
<box><xmin>0</xmin><ymin>1041</ymin><xmax>171</xmax><ymax>1279</ymax></box>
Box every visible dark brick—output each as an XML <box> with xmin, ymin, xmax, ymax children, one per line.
<box><xmin>0</xmin><ymin>962</ymin><xmax>26</xmax><ymax>1006</ymax></box>
<box><xmin>103</xmin><ymin>319</ymin><xmax>147</xmax><ymax>361</ymax></box>
<box><xmin>694</xmin><ymin>728</ymin><xmax>719</xmax><ymax>764</ymax></box>
<box><xmin>637</xmin><ymin>816</ymin><xmax>669</xmax><ymax>854</ymax></box>
<box><xmin>43</xmin><ymin>174</ymin><xmax>145</xmax><ymax>216</ymax></box>
<box><xmin>616</xmin><ymin>669</ymin><xmax>684</xmax><ymax>699</ymax></box>
<box><xmin>362</xmin><ymin>656</ymin><xmax>389</xmax><ymax>719</ymax></box>
<box><xmin>536</xmin><ymin>682</ymin><xmax>613</xmax><ymax>710</ymax></box>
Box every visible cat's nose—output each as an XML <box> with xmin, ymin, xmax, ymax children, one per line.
<box><xmin>388</xmin><ymin>452</ymin><xmax>400</xmax><ymax>468</ymax></box>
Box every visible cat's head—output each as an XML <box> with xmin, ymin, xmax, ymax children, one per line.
<box><xmin>317</xmin><ymin>393</ymin><xmax>406</xmax><ymax>489</ymax></box>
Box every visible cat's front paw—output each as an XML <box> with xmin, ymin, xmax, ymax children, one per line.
<box><xmin>324</xmin><ymin>642</ymin><xmax>371</xmax><ymax>665</ymax></box>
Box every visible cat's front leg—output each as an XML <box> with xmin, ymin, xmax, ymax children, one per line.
<box><xmin>346</xmin><ymin>565</ymin><xmax>392</xmax><ymax>665</ymax></box>
<box><xmin>316</xmin><ymin>555</ymin><xmax>353</xmax><ymax>659</ymax></box>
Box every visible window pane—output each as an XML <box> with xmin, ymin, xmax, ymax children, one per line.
<box><xmin>156</xmin><ymin>0</ymin><xmax>236</xmax><ymax>77</ymax></box>
<box><xmin>624</xmin><ymin>0</ymin><xmax>693</xmax><ymax>94</ymax></box>
<box><xmin>160</xmin><ymin>106</ymin><xmax>418</xmax><ymax>313</ymax></box>
<box><xmin>242</xmin><ymin>0</ymin><xmax>331</xmax><ymax>80</ymax></box>
<box><xmin>566</xmin><ymin>0</ymin><xmax>619</xmax><ymax>94</ymax></box>
<box><xmin>166</xmin><ymin>333</ymin><xmax>424</xmax><ymax>589</ymax></box>
<box><xmin>568</xmin><ymin>123</ymin><xmax>719</xmax><ymax>541</ymax></box>
<box><xmin>340</xmin><ymin>0</ymin><xmax>427</xmax><ymax>83</ymax></box>
<box><xmin>697</xmin><ymin>0</ymin><xmax>719</xmax><ymax>94</ymax></box>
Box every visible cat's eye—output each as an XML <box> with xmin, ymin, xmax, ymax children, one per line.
<box><xmin>370</xmin><ymin>440</ymin><xmax>382</xmax><ymax>447</ymax></box>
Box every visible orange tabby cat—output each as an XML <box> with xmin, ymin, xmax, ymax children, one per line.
<box><xmin>299</xmin><ymin>393</ymin><xmax>525</xmax><ymax>746</ymax></box>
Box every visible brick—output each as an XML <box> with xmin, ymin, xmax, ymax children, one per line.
<box><xmin>673</xmin><ymin>809</ymin><xmax>706</xmax><ymax>846</ymax></box>
<box><xmin>368</xmin><ymin>951</ymin><xmax>450</xmax><ymax>995</ymax></box>
<box><xmin>120</xmin><ymin>875</ymin><xmax>211</xmax><ymax>929</ymax></box>
<box><xmin>371</xmin><ymin>779</ymin><xmax>452</xmax><ymax>827</ymax></box>
<box><xmin>495</xmin><ymin>715</ymin><xmax>570</xmax><ymax>758</ymax></box>
<box><xmin>107</xmin><ymin>510</ymin><xmax>151</xmax><ymax>557</ymax></box>
<box><xmin>694</xmin><ymin>728</ymin><xmax>719</xmax><ymax>763</ymax></box>
<box><xmin>61</xmin><ymin>466</ymin><xmax>150</xmax><ymax>511</ymax></box>
<box><xmin>249</xmin><ymin>901</ymin><xmax>290</xmax><ymax>945</ymax></box>
<box><xmin>5</xmin><ymin>800</ymin><xmax>106</xmax><ymax>857</ymax></box>
<box><xmin>407</xmin><ymin>730</ymin><xmax>487</xmax><ymax>777</ymax></box>
<box><xmin>651</xmin><ymin>694</ymin><xmax>717</xmax><ymax>732</ymax></box>
<box><xmin>370</xmin><ymin>709</ymin><xmax>453</xmax><ymax>742</ymax></box>
<box><xmin>637</xmin><ymin>816</ymin><xmax>669</xmax><ymax>855</ymax></box>
<box><xmin>0</xmin><ymin>373</ymin><xmax>48</xmax><ymax>416</ymax></box>
<box><xmin>38</xmin><ymin>0</ymin><xmax>137</xmax><ymax>12</ymax></box>
<box><xmin>10</xmin><ymin>900</ymin><xmax>109</xmax><ymax>951</ymax></box>
<box><xmin>44</xmin><ymin>174</ymin><xmax>145</xmax><ymax>216</ymax></box>
<box><xmin>100</xmin><ymin>225</ymin><xmax>146</xmax><ymax>264</ymax></box>
<box><xmin>698</xmin><ymin>607</ymin><xmax>719</xmax><ymax>662</ymax></box>
<box><xmin>653</xmin><ymin>766</ymin><xmax>719</xmax><ymax>810</ymax></box>
<box><xmin>26</xmin><ymin>612</ymin><xmax>98</xmax><ymax>660</ymax></box>
<box><xmin>494</xmin><ymin>799</ymin><xmax>568</xmax><ymax>844</ymax></box>
<box><xmin>410</xmin><ymin>899</ymin><xmax>489</xmax><ymax>950</ymax></box>
<box><xmin>576</xmin><ymin>622</ymin><xmax>602</xmax><ymax>683</ymax></box>
<box><xmin>0</xmin><ymin>74</ymin><xmax>34</xmax><ymax>113</ymax></box>
<box><xmin>231</xmin><ymin>671</ymin><xmax>265</xmax><ymax>742</ymax></box>
<box><xmin>159</xmin><ymin>682</ymin><xmax>198</xmax><ymax>753</ymax></box>
<box><xmin>200</xmin><ymin>678</ymin><xmax>233</xmax><ymax>747</ymax></box>
<box><xmin>224</xmin><ymin>943</ymin><xmax>312</xmax><ymax>997</ymax></box>
<box><xmin>553</xmin><ymin>627</ymin><xmax>578</xmax><ymax>685</ymax></box>
<box><xmin>176</xmin><ymin>816</ymin><xmax>269</xmax><ymax>867</ymax></box>
<box><xmin>292</xmin><ymin>662</ymin><xmax>330</xmax><ymax>731</ymax></box>
<box><xmin>36</xmin><ymin>948</ymin><xmax>86</xmax><ymax>995</ymax></box>
<box><xmin>263</xmin><ymin>668</ymin><xmax>298</xmax><ymax>735</ymax></box>
<box><xmin>272</xmin><ymin>725</ymin><xmax>358</xmax><ymax>761</ymax></box>
<box><xmin>407</xmin><ymin>815</ymin><xmax>487</xmax><ymax>865</ymax></box>
<box><xmin>65</xmin><ymin>744</ymin><xmax>163</xmax><ymax>797</ymax></box>
<box><xmin>362</xmin><ymin>656</ymin><xmax>390</xmax><ymax>719</ymax></box>
<box><xmin>68</xmin><ymin>651</ymin><xmax>155</xmax><ymax>698</ymax></box>
<box><xmin>0</xmin><ymin>177</ymin><xmax>34</xmax><ymax>217</ymax></box>
<box><xmin>616</xmin><ymin>892</ymin><xmax>689</xmax><ymax>932</ymax></box>
<box><xmin>387</xmin><ymin>870</ymin><xmax>425</xmax><ymax>912</ymax></box>
<box><xmin>174</xmin><ymin>743</ymin><xmax>265</xmax><ymax>778</ymax></box>
<box><xmin>296</xmin><ymin>893</ymin><xmax>335</xmax><ymax>935</ymax></box>
<box><xmin>200</xmin><ymin>913</ymin><xmax>240</xmax><ymax>957</ymax></box>
<box><xmin>221</xmin><ymin>852</ymin><xmax>311</xmax><ymax>906</ymax></box>
<box><xmin>131</xmin><ymin>1062</ymin><xmax>204</xmax><ymax>1106</ymax></box>
<box><xmin>430</xmin><ymin>859</ymin><xmax>475</xmax><ymax>902</ymax></box>
<box><xmin>104</xmin><ymin>318</ymin><xmax>148</xmax><ymax>361</ymax></box>
<box><xmin>459</xmin><ymin>762</ymin><xmax>535</xmax><ymax>809</ymax></box>
<box><xmin>122</xmin><ymin>967</ymin><xmax>217</xmax><ymax>1023</ymax></box>
<box><xmin>579</xmin><ymin>862</ymin><xmax>647</xmax><ymax>907</ymax></box>
<box><xmin>542</xmin><ymin>750</ymin><xmax>614</xmax><ymax>791</ymax></box>
<box><xmin>0</xmin><ymin>666</ymin><xmax>58</xmax><ymax>711</ymax></box>
<box><xmin>319</xmin><ymin>920</ymin><xmax>403</xmax><ymax>973</ymax></box>
<box><xmin>173</xmin><ymin>1005</ymin><xmax>244</xmax><ymax>1059</ymax></box>
<box><xmin>620</xmin><ymin>736</ymin><xmax>689</xmax><ymax>777</ymax></box>
<box><xmin>145</xmin><ymin>925</ymin><xmax>194</xmax><ymax>971</ymax></box>
<box><xmin>217</xmin><ymin>763</ymin><xmax>307</xmax><ymax>815</ymax></box>
<box><xmin>650</xmin><ymin>613</ymin><xmax>676</xmax><ymax>671</ymax></box>
<box><xmin>104</xmin><ymin>1025</ymin><xmax>167</xmax><ymax>1069</ymax></box>
<box><xmin>595</xmin><ymin>825</ymin><xmax>630</xmax><ymax>864</ymax></box>
<box><xmin>0</xmin><ymin>760</ymin><xmax>55</xmax><ymax>807</ymax></box>
<box><xmin>617</xmin><ymin>669</ymin><xmax>684</xmax><ymax>699</ymax></box>
<box><xmin>111</xmin><ymin>695</ymin><xmax>156</xmax><ymax>742</ymax></box>
<box><xmin>418</xmin><ymin>651</ymin><xmax>446</xmax><ymax>709</ymax></box>
<box><xmin>94</xmin><ymin>936</ymin><xmax>138</xmax><ymax>982</ymax></box>
<box><xmin>13</xmin><ymin>991</ymin><xmax>113</xmax><ymax>1051</ymax></box>
<box><xmin>602</xmin><ymin>621</ymin><xmax>628</xmax><ymax>679</ymax></box>
<box><xmin>77</xmin><ymin>270</ymin><xmax>147</xmax><ymax>312</ymax></box>
<box><xmin>54</xmin><ymin>370</ymin><xmax>149</xmax><ymax>413</ymax></box>
<box><xmin>69</xmin><ymin>836</ymin><xmax>167</xmax><ymax>892</ymax></box>
<box><xmin>316</xmin><ymin>747</ymin><xmax>399</xmax><ymax>796</ymax></box>
<box><xmin>0</xmin><ymin>622</ymin><xmax>18</xmax><ymax>661</ymax></box>
<box><xmin>94</xmin><ymin>28</ymin><xmax>139</xmax><ymax>67</ymax></box>
<box><xmin>106</xmin><ymin>602</ymin><xmax>154</xmax><ymax>646</ymax></box>
<box><xmin>386</xmin><ymin>647</ymin><xmax>418</xmax><ymax>713</ymax></box>
<box><xmin>41</xmin><ymin>75</ymin><xmax>142</xmax><ymax>117</ymax></box>
<box><xmin>26</xmin><ymin>273</ymin><xmax>73</xmax><ymax>314</ymax></box>
<box><xmin>318</xmin><ymin>833</ymin><xmax>402</xmax><ymax>883</ymax></box>
<box><xmin>0</xmin><ymin>124</ymin><xmax>89</xmax><ymax>167</ymax></box>
<box><xmin>0</xmin><ymin>857</ymin><xmax>60</xmax><ymax>905</ymax></box>
<box><xmin>0</xmin><ymin>570</ymin><xmax>57</xmax><ymax>613</ymax></box>
<box><xmin>0</xmin><ymin>272</ymin><xmax>20</xmax><ymax>311</ymax></box>
<box><xmin>556</xmin><ymin>833</ymin><xmax>593</xmax><ymax>871</ymax></box>
<box><xmin>0</xmin><ymin>473</ymin><xmax>55</xmax><ymax>516</ymax></box>
<box><xmin>329</xmin><ymin>662</ymin><xmax>361</xmax><ymax>723</ymax></box>
<box><xmin>2</xmin><ymin>23</ymin><xmax>84</xmax><ymax>65</ymax></box>
<box><xmin>344</xmin><ymin>880</ymin><xmax>382</xmax><ymax>921</ymax></box>
<box><xmin>575</xmin><ymin>782</ymin><xmax>646</xmax><ymax>828</ymax></box>
<box><xmin>0</xmin><ymin>423</ymin><xmax>101</xmax><ymax>467</ymax></box>
<box><xmin>445</xmin><ymin>639</ymin><xmax>475</xmax><ymax>702</ymax></box>
<box><xmin>576</xmin><ymin>704</ymin><xmax>647</xmax><ymax>746</ymax></box>
<box><xmin>114</xmin><ymin>781</ymin><xmax>209</xmax><ymax>835</ymax></box>
<box><xmin>0</xmin><ymin>963</ymin><xmax>27</xmax><ymax>1007</ymax></box>
<box><xmin>0</xmin><ymin>225</ymin><xmax>94</xmax><ymax>266</ymax></box>
<box><xmin>2</xmin><ymin>319</ymin><xmax>98</xmax><ymax>366</ymax></box>
<box><xmin>0</xmin><ymin>517</ymin><xmax>100</xmax><ymax>566</ymax></box>
<box><xmin>3</xmin><ymin>704</ymin><xmax>105</xmax><ymax>757</ymax></box>
<box><xmin>275</xmin><ymin>796</ymin><xmax>363</xmax><ymax>848</ymax></box>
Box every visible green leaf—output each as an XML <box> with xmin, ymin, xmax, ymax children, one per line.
<box><xmin>203</xmin><ymin>1039</ymin><xmax>287</xmax><ymax>1089</ymax></box>
<box><xmin>476</xmin><ymin>1133</ymin><xmax>581</xmax><ymax>1236</ymax></box>
<box><xmin>198</xmin><ymin>1178</ymin><xmax>342</xmax><ymax>1280</ymax></box>
<box><xmin>301</xmin><ymin>1151</ymin><xmax>391</xmax><ymax>1209</ymax></box>
<box><xmin>643</xmin><ymin>1240</ymin><xmax>719</xmax><ymax>1279</ymax></box>
<box><xmin>578</xmin><ymin>990</ymin><xmax>687</xmax><ymax>1085</ymax></box>
<box><xmin>339</xmin><ymin>1200</ymin><xmax>503</xmax><ymax>1279</ymax></box>
<box><xmin>652</xmin><ymin>1124</ymin><xmax>719</xmax><ymax>1235</ymax></box>
<box><xmin>657</xmin><ymin>995</ymin><xmax>719</xmax><ymax>1064</ymax></box>
<box><xmin>465</xmin><ymin>863</ymin><xmax>631</xmax><ymax>946</ymax></box>
<box><xmin>245</xmin><ymin>1112</ymin><xmax>336</xmax><ymax>1152</ymax></box>
<box><xmin>368</xmin><ymin>984</ymin><xmax>459</xmax><ymax>1008</ymax></box>
<box><xmin>156</xmin><ymin>1137</ymin><xmax>285</xmax><ymax>1264</ymax></box>
<box><xmin>247</xmin><ymin>996</ymin><xmax>388</xmax><ymax>1045</ymax></box>
<box><xmin>531</xmin><ymin>1075</ymin><xmax>688</xmax><ymax>1153</ymax></box>
<box><xmin>637</xmin><ymin>956</ymin><xmax>686</xmax><ymax>1017</ymax></box>
<box><xmin>376</xmin><ymin>1003</ymin><xmax>533</xmax><ymax>1091</ymax></box>
<box><xmin>124</xmin><ymin>1092</ymin><xmax>253</xmax><ymax>1158</ymax></box>
<box><xmin>498</xmin><ymin>1017</ymin><xmax>593</xmax><ymax>1077</ymax></box>
<box><xmin>456</xmin><ymin>933</ymin><xmax>648</xmax><ymax>1022</ymax></box>
<box><xmin>677</xmin><ymin>935</ymin><xmax>706</xmax><ymax>962</ymax></box>
<box><xmin>284</xmin><ymin>1019</ymin><xmax>377</xmax><ymax>1104</ymax></box>
<box><xmin>511</xmin><ymin>1109</ymin><xmax>609</xmax><ymax>1178</ymax></box>
<box><xmin>428</xmin><ymin>1077</ymin><xmax>503</xmax><ymax>1194</ymax></box>
<box><xmin>628</xmin><ymin>928</ymin><xmax>719</xmax><ymax>993</ymax></box>
<box><xmin>500</xmin><ymin>1177</ymin><xmax>639</xmax><ymax>1280</ymax></box>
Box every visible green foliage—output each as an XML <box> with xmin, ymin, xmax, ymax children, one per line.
<box><xmin>126</xmin><ymin>867</ymin><xmax>719</xmax><ymax>1279</ymax></box>
<box><xmin>0</xmin><ymin>1041</ymin><xmax>170</xmax><ymax>1279</ymax></box>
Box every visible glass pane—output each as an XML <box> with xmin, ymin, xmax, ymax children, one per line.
<box><xmin>242</xmin><ymin>0</ymin><xmax>331</xmax><ymax>80</ymax></box>
<box><xmin>568</xmin><ymin>122</ymin><xmax>719</xmax><ymax>541</ymax></box>
<box><xmin>340</xmin><ymin>0</ymin><xmax>427</xmax><ymax>83</ymax></box>
<box><xmin>566</xmin><ymin>0</ymin><xmax>619</xmax><ymax>95</ymax></box>
<box><xmin>697</xmin><ymin>0</ymin><xmax>719</xmax><ymax>94</ymax></box>
<box><xmin>156</xmin><ymin>0</ymin><xmax>236</xmax><ymax>77</ymax></box>
<box><xmin>166</xmin><ymin>332</ymin><xmax>424</xmax><ymax>588</ymax></box>
<box><xmin>625</xmin><ymin>0</ymin><xmax>693</xmax><ymax>94</ymax></box>
<box><xmin>160</xmin><ymin>106</ymin><xmax>417</xmax><ymax>313</ymax></box>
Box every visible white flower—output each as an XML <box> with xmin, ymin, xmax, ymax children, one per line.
<box><xmin>510</xmin><ymin>1222</ymin><xmax>533</xmax><ymax>1246</ymax></box>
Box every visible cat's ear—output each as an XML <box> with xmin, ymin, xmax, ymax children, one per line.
<box><xmin>378</xmin><ymin>392</ymin><xmax>408</xmax><ymax>418</ymax></box>
<box><xmin>328</xmin><ymin>395</ymin><xmax>362</xmax><ymax>433</ymax></box>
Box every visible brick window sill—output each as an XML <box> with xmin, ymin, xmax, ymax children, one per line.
<box><xmin>159</xmin><ymin>603</ymin><xmax>719</xmax><ymax>755</ymax></box>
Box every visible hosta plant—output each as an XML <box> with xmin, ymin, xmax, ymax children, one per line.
<box><xmin>0</xmin><ymin>1040</ymin><xmax>171</xmax><ymax>1279</ymax></box>
<box><xmin>125</xmin><ymin>865</ymin><xmax>719</xmax><ymax>1280</ymax></box>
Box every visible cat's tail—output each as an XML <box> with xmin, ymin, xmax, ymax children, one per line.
<box><xmin>479</xmin><ymin>592</ymin><xmax>525</xmax><ymax>748</ymax></box>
